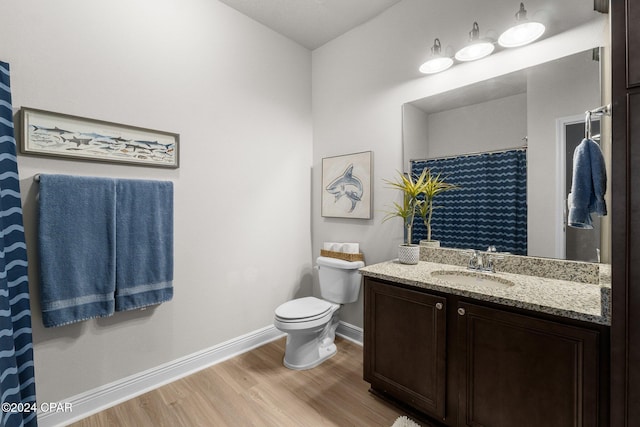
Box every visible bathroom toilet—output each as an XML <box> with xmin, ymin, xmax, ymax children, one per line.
<box><xmin>274</xmin><ymin>256</ymin><xmax>364</xmax><ymax>370</ymax></box>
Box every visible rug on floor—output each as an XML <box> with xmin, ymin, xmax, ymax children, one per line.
<box><xmin>392</xmin><ymin>415</ymin><xmax>421</xmax><ymax>427</ymax></box>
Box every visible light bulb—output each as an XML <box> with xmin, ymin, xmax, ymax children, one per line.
<box><xmin>499</xmin><ymin>21</ymin><xmax>545</xmax><ymax>47</ymax></box>
<box><xmin>419</xmin><ymin>56</ymin><xmax>454</xmax><ymax>74</ymax></box>
<box><xmin>455</xmin><ymin>22</ymin><xmax>495</xmax><ymax>62</ymax></box>
<box><xmin>419</xmin><ymin>38</ymin><xmax>454</xmax><ymax>74</ymax></box>
<box><xmin>498</xmin><ymin>3</ymin><xmax>545</xmax><ymax>48</ymax></box>
<box><xmin>455</xmin><ymin>41</ymin><xmax>495</xmax><ymax>62</ymax></box>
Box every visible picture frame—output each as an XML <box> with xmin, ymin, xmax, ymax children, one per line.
<box><xmin>321</xmin><ymin>151</ymin><xmax>372</xmax><ymax>219</ymax></box>
<box><xmin>20</xmin><ymin>107</ymin><xmax>179</xmax><ymax>168</ymax></box>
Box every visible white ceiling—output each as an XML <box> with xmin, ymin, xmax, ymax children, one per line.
<box><xmin>216</xmin><ymin>0</ymin><xmax>402</xmax><ymax>50</ymax></box>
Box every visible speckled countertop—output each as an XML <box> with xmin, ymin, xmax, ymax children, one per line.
<box><xmin>360</xmin><ymin>260</ymin><xmax>611</xmax><ymax>326</ymax></box>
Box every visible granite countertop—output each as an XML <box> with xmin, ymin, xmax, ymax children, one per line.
<box><xmin>360</xmin><ymin>260</ymin><xmax>611</xmax><ymax>326</ymax></box>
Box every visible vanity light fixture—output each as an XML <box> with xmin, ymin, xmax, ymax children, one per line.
<box><xmin>455</xmin><ymin>22</ymin><xmax>495</xmax><ymax>62</ymax></box>
<box><xmin>498</xmin><ymin>2</ymin><xmax>546</xmax><ymax>48</ymax></box>
<box><xmin>419</xmin><ymin>38</ymin><xmax>454</xmax><ymax>74</ymax></box>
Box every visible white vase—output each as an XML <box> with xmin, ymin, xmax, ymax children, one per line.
<box><xmin>398</xmin><ymin>244</ymin><xmax>420</xmax><ymax>265</ymax></box>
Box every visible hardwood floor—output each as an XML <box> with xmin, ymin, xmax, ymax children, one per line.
<box><xmin>71</xmin><ymin>337</ymin><xmax>410</xmax><ymax>427</ymax></box>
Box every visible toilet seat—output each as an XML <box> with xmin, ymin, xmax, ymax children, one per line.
<box><xmin>275</xmin><ymin>297</ymin><xmax>335</xmax><ymax>323</ymax></box>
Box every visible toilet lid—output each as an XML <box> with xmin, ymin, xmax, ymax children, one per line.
<box><xmin>275</xmin><ymin>297</ymin><xmax>333</xmax><ymax>320</ymax></box>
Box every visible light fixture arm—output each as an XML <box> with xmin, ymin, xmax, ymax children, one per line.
<box><xmin>469</xmin><ymin>22</ymin><xmax>480</xmax><ymax>41</ymax></box>
<box><xmin>431</xmin><ymin>38</ymin><xmax>442</xmax><ymax>56</ymax></box>
<box><xmin>515</xmin><ymin>2</ymin><xmax>527</xmax><ymax>21</ymax></box>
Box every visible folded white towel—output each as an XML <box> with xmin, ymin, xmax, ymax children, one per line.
<box><xmin>323</xmin><ymin>242</ymin><xmax>338</xmax><ymax>251</ymax></box>
<box><xmin>341</xmin><ymin>243</ymin><xmax>360</xmax><ymax>254</ymax></box>
<box><xmin>323</xmin><ymin>242</ymin><xmax>360</xmax><ymax>253</ymax></box>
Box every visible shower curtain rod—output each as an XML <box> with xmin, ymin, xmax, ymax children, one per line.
<box><xmin>410</xmin><ymin>144</ymin><xmax>527</xmax><ymax>164</ymax></box>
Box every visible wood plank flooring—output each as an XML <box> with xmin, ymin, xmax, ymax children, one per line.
<box><xmin>71</xmin><ymin>337</ymin><xmax>412</xmax><ymax>427</ymax></box>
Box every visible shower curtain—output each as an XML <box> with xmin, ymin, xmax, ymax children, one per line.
<box><xmin>0</xmin><ymin>61</ymin><xmax>37</xmax><ymax>427</ymax></box>
<box><xmin>412</xmin><ymin>149</ymin><xmax>527</xmax><ymax>255</ymax></box>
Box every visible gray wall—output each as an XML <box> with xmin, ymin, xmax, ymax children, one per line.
<box><xmin>427</xmin><ymin>93</ymin><xmax>527</xmax><ymax>158</ymax></box>
<box><xmin>402</xmin><ymin>103</ymin><xmax>429</xmax><ymax>169</ymax></box>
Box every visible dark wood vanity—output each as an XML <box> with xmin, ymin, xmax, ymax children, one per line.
<box><xmin>363</xmin><ymin>276</ymin><xmax>610</xmax><ymax>427</ymax></box>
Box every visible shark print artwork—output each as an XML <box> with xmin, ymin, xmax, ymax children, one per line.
<box><xmin>20</xmin><ymin>108</ymin><xmax>179</xmax><ymax>168</ymax></box>
<box><xmin>325</xmin><ymin>164</ymin><xmax>363</xmax><ymax>213</ymax></box>
<box><xmin>321</xmin><ymin>151</ymin><xmax>372</xmax><ymax>219</ymax></box>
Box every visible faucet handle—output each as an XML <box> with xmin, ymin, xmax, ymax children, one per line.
<box><xmin>487</xmin><ymin>252</ymin><xmax>504</xmax><ymax>262</ymax></box>
<box><xmin>486</xmin><ymin>246</ymin><xmax>504</xmax><ymax>260</ymax></box>
<box><xmin>467</xmin><ymin>250</ymin><xmax>479</xmax><ymax>269</ymax></box>
<box><xmin>484</xmin><ymin>251</ymin><xmax>504</xmax><ymax>273</ymax></box>
<box><xmin>466</xmin><ymin>249</ymin><xmax>479</xmax><ymax>258</ymax></box>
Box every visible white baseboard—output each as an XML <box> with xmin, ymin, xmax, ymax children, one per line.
<box><xmin>38</xmin><ymin>325</ymin><xmax>285</xmax><ymax>427</ymax></box>
<box><xmin>39</xmin><ymin>320</ymin><xmax>363</xmax><ymax>427</ymax></box>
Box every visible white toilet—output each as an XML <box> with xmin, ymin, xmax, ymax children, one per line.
<box><xmin>274</xmin><ymin>256</ymin><xmax>364</xmax><ymax>370</ymax></box>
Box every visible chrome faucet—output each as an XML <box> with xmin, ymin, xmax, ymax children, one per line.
<box><xmin>468</xmin><ymin>246</ymin><xmax>503</xmax><ymax>273</ymax></box>
<box><xmin>468</xmin><ymin>250</ymin><xmax>480</xmax><ymax>270</ymax></box>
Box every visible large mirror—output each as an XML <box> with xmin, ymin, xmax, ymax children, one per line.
<box><xmin>403</xmin><ymin>48</ymin><xmax>609</xmax><ymax>262</ymax></box>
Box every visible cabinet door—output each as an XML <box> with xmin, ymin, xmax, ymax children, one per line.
<box><xmin>364</xmin><ymin>279</ymin><xmax>447</xmax><ymax>418</ymax></box>
<box><xmin>457</xmin><ymin>302</ymin><xmax>600</xmax><ymax>427</ymax></box>
<box><xmin>627</xmin><ymin>0</ymin><xmax>640</xmax><ymax>86</ymax></box>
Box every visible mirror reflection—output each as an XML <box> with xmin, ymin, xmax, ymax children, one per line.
<box><xmin>403</xmin><ymin>48</ymin><xmax>608</xmax><ymax>262</ymax></box>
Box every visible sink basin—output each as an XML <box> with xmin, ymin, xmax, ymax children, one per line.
<box><xmin>431</xmin><ymin>270</ymin><xmax>515</xmax><ymax>289</ymax></box>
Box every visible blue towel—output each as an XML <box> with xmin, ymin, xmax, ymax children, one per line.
<box><xmin>115</xmin><ymin>179</ymin><xmax>173</xmax><ymax>311</ymax></box>
<box><xmin>38</xmin><ymin>174</ymin><xmax>117</xmax><ymax>327</ymax></box>
<box><xmin>568</xmin><ymin>138</ymin><xmax>607</xmax><ymax>229</ymax></box>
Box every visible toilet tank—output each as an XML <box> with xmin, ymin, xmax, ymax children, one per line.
<box><xmin>316</xmin><ymin>256</ymin><xmax>365</xmax><ymax>304</ymax></box>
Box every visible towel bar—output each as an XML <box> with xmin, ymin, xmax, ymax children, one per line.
<box><xmin>585</xmin><ymin>104</ymin><xmax>612</xmax><ymax>139</ymax></box>
<box><xmin>587</xmin><ymin>104</ymin><xmax>611</xmax><ymax>116</ymax></box>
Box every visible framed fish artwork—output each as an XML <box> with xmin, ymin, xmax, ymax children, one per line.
<box><xmin>321</xmin><ymin>151</ymin><xmax>372</xmax><ymax>219</ymax></box>
<box><xmin>19</xmin><ymin>107</ymin><xmax>179</xmax><ymax>168</ymax></box>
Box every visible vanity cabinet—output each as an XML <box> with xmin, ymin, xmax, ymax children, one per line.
<box><xmin>363</xmin><ymin>277</ymin><xmax>609</xmax><ymax>427</ymax></box>
<box><xmin>363</xmin><ymin>280</ymin><xmax>446</xmax><ymax>417</ymax></box>
<box><xmin>457</xmin><ymin>302</ymin><xmax>600</xmax><ymax>427</ymax></box>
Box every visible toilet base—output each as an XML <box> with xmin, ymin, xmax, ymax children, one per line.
<box><xmin>284</xmin><ymin>342</ymin><xmax>336</xmax><ymax>370</ymax></box>
<box><xmin>281</xmin><ymin>309</ymin><xmax>340</xmax><ymax>370</ymax></box>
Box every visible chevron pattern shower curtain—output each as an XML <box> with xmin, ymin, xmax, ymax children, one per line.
<box><xmin>0</xmin><ymin>61</ymin><xmax>37</xmax><ymax>427</ymax></box>
<box><xmin>412</xmin><ymin>149</ymin><xmax>527</xmax><ymax>255</ymax></box>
